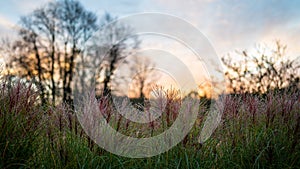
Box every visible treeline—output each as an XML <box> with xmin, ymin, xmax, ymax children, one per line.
<box><xmin>0</xmin><ymin>0</ymin><xmax>158</xmax><ymax>106</ymax></box>
<box><xmin>0</xmin><ymin>0</ymin><xmax>299</xmax><ymax>107</ymax></box>
<box><xmin>222</xmin><ymin>41</ymin><xmax>299</xmax><ymax>94</ymax></box>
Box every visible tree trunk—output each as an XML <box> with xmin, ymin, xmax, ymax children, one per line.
<box><xmin>50</xmin><ymin>31</ymin><xmax>56</xmax><ymax>105</ymax></box>
<box><xmin>63</xmin><ymin>41</ymin><xmax>68</xmax><ymax>103</ymax></box>
<box><xmin>33</xmin><ymin>39</ymin><xmax>46</xmax><ymax>105</ymax></box>
<box><xmin>103</xmin><ymin>45</ymin><xmax>118</xmax><ymax>96</ymax></box>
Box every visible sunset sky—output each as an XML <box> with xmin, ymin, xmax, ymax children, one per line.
<box><xmin>1</xmin><ymin>0</ymin><xmax>300</xmax><ymax>55</ymax></box>
<box><xmin>1</xmin><ymin>0</ymin><xmax>300</xmax><ymax>94</ymax></box>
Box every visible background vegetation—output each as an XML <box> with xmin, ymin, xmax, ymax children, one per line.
<box><xmin>0</xmin><ymin>77</ymin><xmax>299</xmax><ymax>168</ymax></box>
<box><xmin>0</xmin><ymin>0</ymin><xmax>299</xmax><ymax>168</ymax></box>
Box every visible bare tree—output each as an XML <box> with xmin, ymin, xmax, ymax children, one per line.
<box><xmin>56</xmin><ymin>0</ymin><xmax>98</xmax><ymax>104</ymax></box>
<box><xmin>128</xmin><ymin>55</ymin><xmax>159</xmax><ymax>98</ymax></box>
<box><xmin>88</xmin><ymin>13</ymin><xmax>139</xmax><ymax>96</ymax></box>
<box><xmin>11</xmin><ymin>17</ymin><xmax>48</xmax><ymax>104</ymax></box>
<box><xmin>29</xmin><ymin>2</ymin><xmax>58</xmax><ymax>104</ymax></box>
<box><xmin>222</xmin><ymin>41</ymin><xmax>300</xmax><ymax>94</ymax></box>
<box><xmin>4</xmin><ymin>0</ymin><xmax>98</xmax><ymax>105</ymax></box>
<box><xmin>3</xmin><ymin>0</ymin><xmax>142</xmax><ymax>106</ymax></box>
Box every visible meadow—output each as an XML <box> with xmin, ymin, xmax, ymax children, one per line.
<box><xmin>0</xmin><ymin>79</ymin><xmax>299</xmax><ymax>169</ymax></box>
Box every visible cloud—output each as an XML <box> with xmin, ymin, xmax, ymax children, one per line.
<box><xmin>259</xmin><ymin>23</ymin><xmax>300</xmax><ymax>58</ymax></box>
<box><xmin>152</xmin><ymin>0</ymin><xmax>300</xmax><ymax>56</ymax></box>
<box><xmin>80</xmin><ymin>0</ymin><xmax>152</xmax><ymax>16</ymax></box>
<box><xmin>1</xmin><ymin>0</ymin><xmax>300</xmax><ymax>57</ymax></box>
<box><xmin>0</xmin><ymin>15</ymin><xmax>14</xmax><ymax>28</ymax></box>
<box><xmin>0</xmin><ymin>14</ymin><xmax>17</xmax><ymax>38</ymax></box>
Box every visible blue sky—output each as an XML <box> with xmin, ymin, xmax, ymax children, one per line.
<box><xmin>1</xmin><ymin>0</ymin><xmax>300</xmax><ymax>93</ymax></box>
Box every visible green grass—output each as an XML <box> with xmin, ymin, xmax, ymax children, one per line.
<box><xmin>0</xmin><ymin>81</ymin><xmax>299</xmax><ymax>168</ymax></box>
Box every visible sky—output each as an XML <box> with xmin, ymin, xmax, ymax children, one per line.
<box><xmin>1</xmin><ymin>0</ymin><xmax>300</xmax><ymax>94</ymax></box>
<box><xmin>1</xmin><ymin>0</ymin><xmax>300</xmax><ymax>56</ymax></box>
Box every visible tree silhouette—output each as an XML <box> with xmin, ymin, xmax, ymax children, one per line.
<box><xmin>129</xmin><ymin>55</ymin><xmax>159</xmax><ymax>99</ymax></box>
<box><xmin>9</xmin><ymin>16</ymin><xmax>49</xmax><ymax>104</ymax></box>
<box><xmin>4</xmin><ymin>0</ymin><xmax>97</xmax><ymax>105</ymax></box>
<box><xmin>222</xmin><ymin>41</ymin><xmax>300</xmax><ymax>94</ymax></box>
<box><xmin>56</xmin><ymin>0</ymin><xmax>98</xmax><ymax>105</ymax></box>
<box><xmin>86</xmin><ymin>13</ymin><xmax>139</xmax><ymax>97</ymax></box>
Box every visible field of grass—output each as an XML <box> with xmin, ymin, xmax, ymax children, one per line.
<box><xmin>0</xmin><ymin>80</ymin><xmax>299</xmax><ymax>169</ymax></box>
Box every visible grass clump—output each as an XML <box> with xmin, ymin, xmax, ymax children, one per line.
<box><xmin>0</xmin><ymin>79</ymin><xmax>299</xmax><ymax>168</ymax></box>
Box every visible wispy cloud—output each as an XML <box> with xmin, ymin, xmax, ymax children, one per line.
<box><xmin>0</xmin><ymin>15</ymin><xmax>14</xmax><ymax>28</ymax></box>
<box><xmin>0</xmin><ymin>14</ymin><xmax>17</xmax><ymax>38</ymax></box>
<box><xmin>153</xmin><ymin>0</ymin><xmax>300</xmax><ymax>56</ymax></box>
<box><xmin>1</xmin><ymin>0</ymin><xmax>299</xmax><ymax>59</ymax></box>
